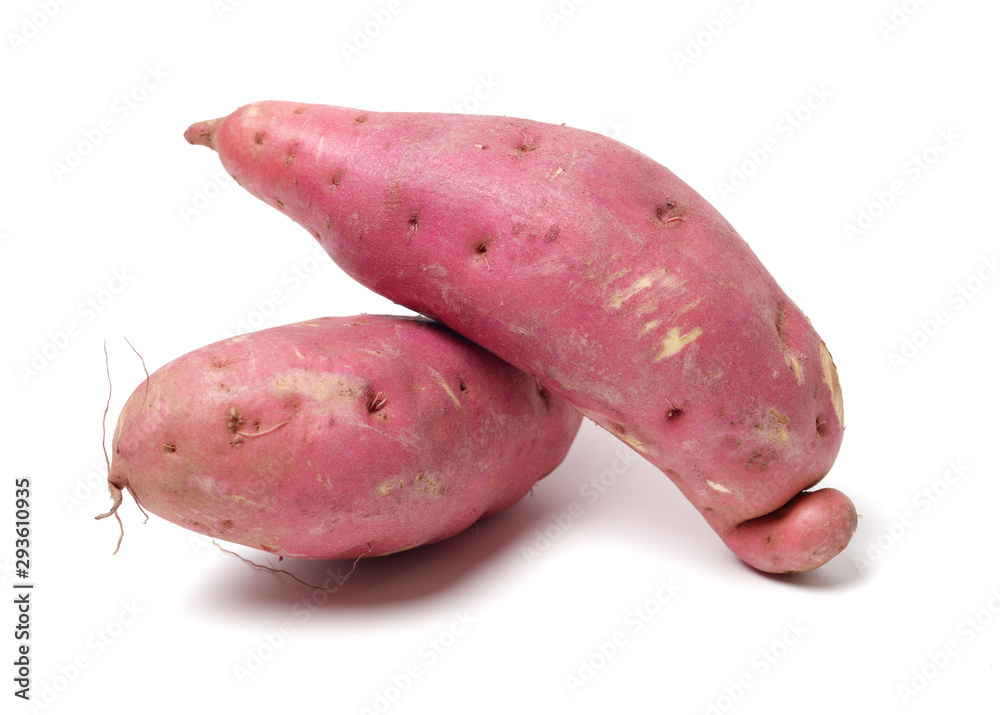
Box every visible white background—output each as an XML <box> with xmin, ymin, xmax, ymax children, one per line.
<box><xmin>3</xmin><ymin>0</ymin><xmax>999</xmax><ymax>713</ymax></box>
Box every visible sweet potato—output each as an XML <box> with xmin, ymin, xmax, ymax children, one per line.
<box><xmin>99</xmin><ymin>315</ymin><xmax>582</xmax><ymax>559</ymax></box>
<box><xmin>185</xmin><ymin>101</ymin><xmax>856</xmax><ymax>573</ymax></box>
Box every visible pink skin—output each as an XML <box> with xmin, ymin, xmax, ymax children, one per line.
<box><xmin>101</xmin><ymin>315</ymin><xmax>582</xmax><ymax>559</ymax></box>
<box><xmin>185</xmin><ymin>102</ymin><xmax>856</xmax><ymax>572</ymax></box>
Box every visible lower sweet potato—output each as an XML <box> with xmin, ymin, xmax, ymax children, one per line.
<box><xmin>100</xmin><ymin>315</ymin><xmax>582</xmax><ymax>559</ymax></box>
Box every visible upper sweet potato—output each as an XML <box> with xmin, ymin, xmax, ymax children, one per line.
<box><xmin>185</xmin><ymin>101</ymin><xmax>855</xmax><ymax>572</ymax></box>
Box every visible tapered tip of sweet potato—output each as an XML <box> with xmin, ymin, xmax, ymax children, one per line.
<box><xmin>183</xmin><ymin>118</ymin><xmax>222</xmax><ymax>149</ymax></box>
<box><xmin>723</xmin><ymin>488</ymin><xmax>858</xmax><ymax>573</ymax></box>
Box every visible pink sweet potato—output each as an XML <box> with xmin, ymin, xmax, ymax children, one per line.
<box><xmin>100</xmin><ymin>315</ymin><xmax>582</xmax><ymax>559</ymax></box>
<box><xmin>185</xmin><ymin>101</ymin><xmax>856</xmax><ymax>573</ymax></box>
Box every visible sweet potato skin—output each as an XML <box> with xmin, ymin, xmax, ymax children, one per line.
<box><xmin>108</xmin><ymin>315</ymin><xmax>582</xmax><ymax>559</ymax></box>
<box><xmin>186</xmin><ymin>102</ymin><xmax>855</xmax><ymax>572</ymax></box>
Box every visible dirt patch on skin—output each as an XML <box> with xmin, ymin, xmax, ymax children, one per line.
<box><xmin>654</xmin><ymin>326</ymin><xmax>703</xmax><ymax>362</ymax></box>
<box><xmin>761</xmin><ymin>408</ymin><xmax>790</xmax><ymax>444</ymax></box>
<box><xmin>379</xmin><ymin>472</ymin><xmax>443</xmax><ymax>497</ymax></box>
<box><xmin>775</xmin><ymin>308</ymin><xmax>805</xmax><ymax>385</ymax></box>
<box><xmin>271</xmin><ymin>370</ymin><xmax>344</xmax><ymax>403</ymax></box>
<box><xmin>819</xmin><ymin>342</ymin><xmax>844</xmax><ymax>427</ymax></box>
